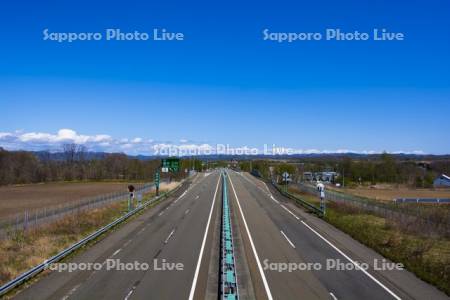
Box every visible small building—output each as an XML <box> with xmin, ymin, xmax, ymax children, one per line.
<box><xmin>434</xmin><ymin>174</ymin><xmax>450</xmax><ymax>187</ymax></box>
<box><xmin>303</xmin><ymin>172</ymin><xmax>313</xmax><ymax>181</ymax></box>
<box><xmin>321</xmin><ymin>172</ymin><xmax>338</xmax><ymax>183</ymax></box>
<box><xmin>303</xmin><ymin>171</ymin><xmax>338</xmax><ymax>183</ymax></box>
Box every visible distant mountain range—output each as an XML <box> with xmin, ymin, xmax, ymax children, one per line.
<box><xmin>28</xmin><ymin>150</ymin><xmax>450</xmax><ymax>161</ymax></box>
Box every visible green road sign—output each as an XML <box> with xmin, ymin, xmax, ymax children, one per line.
<box><xmin>162</xmin><ymin>158</ymin><xmax>180</xmax><ymax>173</ymax></box>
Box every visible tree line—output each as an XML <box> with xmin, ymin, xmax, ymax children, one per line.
<box><xmin>0</xmin><ymin>145</ymin><xmax>197</xmax><ymax>185</ymax></box>
<box><xmin>239</xmin><ymin>153</ymin><xmax>450</xmax><ymax>188</ymax></box>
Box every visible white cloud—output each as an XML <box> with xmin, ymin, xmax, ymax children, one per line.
<box><xmin>0</xmin><ymin>128</ymin><xmax>427</xmax><ymax>156</ymax></box>
<box><xmin>0</xmin><ymin>132</ymin><xmax>13</xmax><ymax>139</ymax></box>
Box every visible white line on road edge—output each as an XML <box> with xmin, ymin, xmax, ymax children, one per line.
<box><xmin>300</xmin><ymin>220</ymin><xmax>401</xmax><ymax>300</ymax></box>
<box><xmin>270</xmin><ymin>195</ymin><xmax>279</xmax><ymax>204</ymax></box>
<box><xmin>174</xmin><ymin>190</ymin><xmax>188</xmax><ymax>203</ymax></box>
<box><xmin>112</xmin><ymin>248</ymin><xmax>122</xmax><ymax>257</ymax></box>
<box><xmin>329</xmin><ymin>292</ymin><xmax>338</xmax><ymax>300</ymax></box>
<box><xmin>164</xmin><ymin>229</ymin><xmax>175</xmax><ymax>244</ymax></box>
<box><xmin>280</xmin><ymin>204</ymin><xmax>300</xmax><ymax>220</ymax></box>
<box><xmin>280</xmin><ymin>230</ymin><xmax>296</xmax><ymax>248</ymax></box>
<box><xmin>188</xmin><ymin>172</ymin><xmax>221</xmax><ymax>300</ymax></box>
<box><xmin>228</xmin><ymin>171</ymin><xmax>274</xmax><ymax>300</ymax></box>
<box><xmin>238</xmin><ymin>171</ymin><xmax>282</xmax><ymax>207</ymax></box>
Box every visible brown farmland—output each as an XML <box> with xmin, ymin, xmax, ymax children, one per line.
<box><xmin>0</xmin><ymin>182</ymin><xmax>140</xmax><ymax>219</ymax></box>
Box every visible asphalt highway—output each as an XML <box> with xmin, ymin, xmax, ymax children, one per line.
<box><xmin>11</xmin><ymin>170</ymin><xmax>448</xmax><ymax>300</ymax></box>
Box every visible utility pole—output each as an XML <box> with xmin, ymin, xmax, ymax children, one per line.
<box><xmin>342</xmin><ymin>168</ymin><xmax>345</xmax><ymax>188</ymax></box>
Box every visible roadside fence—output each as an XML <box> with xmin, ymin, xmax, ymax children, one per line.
<box><xmin>0</xmin><ymin>183</ymin><xmax>154</xmax><ymax>237</ymax></box>
<box><xmin>297</xmin><ymin>182</ymin><xmax>450</xmax><ymax>238</ymax></box>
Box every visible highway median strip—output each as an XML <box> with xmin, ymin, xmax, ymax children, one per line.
<box><xmin>220</xmin><ymin>171</ymin><xmax>239</xmax><ymax>299</ymax></box>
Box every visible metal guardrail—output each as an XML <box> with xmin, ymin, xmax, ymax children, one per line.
<box><xmin>394</xmin><ymin>198</ymin><xmax>450</xmax><ymax>204</ymax></box>
<box><xmin>271</xmin><ymin>181</ymin><xmax>323</xmax><ymax>216</ymax></box>
<box><xmin>0</xmin><ymin>182</ymin><xmax>185</xmax><ymax>297</ymax></box>
<box><xmin>220</xmin><ymin>171</ymin><xmax>238</xmax><ymax>300</ymax></box>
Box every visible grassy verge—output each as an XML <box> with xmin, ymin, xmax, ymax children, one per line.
<box><xmin>0</xmin><ymin>186</ymin><xmax>175</xmax><ymax>287</ymax></box>
<box><xmin>288</xmin><ymin>187</ymin><xmax>450</xmax><ymax>295</ymax></box>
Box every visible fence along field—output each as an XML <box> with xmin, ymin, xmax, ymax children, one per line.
<box><xmin>298</xmin><ymin>183</ymin><xmax>450</xmax><ymax>238</ymax></box>
<box><xmin>0</xmin><ymin>182</ymin><xmax>154</xmax><ymax>236</ymax></box>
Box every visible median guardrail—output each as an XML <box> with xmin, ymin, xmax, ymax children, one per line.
<box><xmin>220</xmin><ymin>171</ymin><xmax>238</xmax><ymax>300</ymax></box>
<box><xmin>0</xmin><ymin>181</ymin><xmax>186</xmax><ymax>297</ymax></box>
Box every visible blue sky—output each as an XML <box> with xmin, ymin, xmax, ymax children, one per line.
<box><xmin>0</xmin><ymin>0</ymin><xmax>449</xmax><ymax>155</ymax></box>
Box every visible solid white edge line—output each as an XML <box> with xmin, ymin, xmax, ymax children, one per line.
<box><xmin>300</xmin><ymin>220</ymin><xmax>401</xmax><ymax>300</ymax></box>
<box><xmin>270</xmin><ymin>195</ymin><xmax>279</xmax><ymax>204</ymax></box>
<box><xmin>329</xmin><ymin>292</ymin><xmax>338</xmax><ymax>300</ymax></box>
<box><xmin>280</xmin><ymin>230</ymin><xmax>296</xmax><ymax>248</ymax></box>
<box><xmin>228</xmin><ymin>171</ymin><xmax>274</xmax><ymax>300</ymax></box>
<box><xmin>280</xmin><ymin>204</ymin><xmax>300</xmax><ymax>220</ymax></box>
<box><xmin>188</xmin><ymin>172</ymin><xmax>221</xmax><ymax>300</ymax></box>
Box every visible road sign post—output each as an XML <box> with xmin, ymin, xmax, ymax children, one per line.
<box><xmin>137</xmin><ymin>193</ymin><xmax>142</xmax><ymax>207</ymax></box>
<box><xmin>282</xmin><ymin>172</ymin><xmax>290</xmax><ymax>193</ymax></box>
<box><xmin>127</xmin><ymin>185</ymin><xmax>135</xmax><ymax>212</ymax></box>
<box><xmin>317</xmin><ymin>182</ymin><xmax>326</xmax><ymax>216</ymax></box>
<box><xmin>162</xmin><ymin>158</ymin><xmax>180</xmax><ymax>173</ymax></box>
<box><xmin>155</xmin><ymin>170</ymin><xmax>160</xmax><ymax>196</ymax></box>
<box><xmin>161</xmin><ymin>158</ymin><xmax>180</xmax><ymax>185</ymax></box>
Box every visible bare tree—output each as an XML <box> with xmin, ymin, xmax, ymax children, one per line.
<box><xmin>63</xmin><ymin>143</ymin><xmax>78</xmax><ymax>165</ymax></box>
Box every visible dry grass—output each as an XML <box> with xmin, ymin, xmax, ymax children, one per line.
<box><xmin>0</xmin><ymin>201</ymin><xmax>125</xmax><ymax>285</ymax></box>
<box><xmin>327</xmin><ymin>185</ymin><xmax>450</xmax><ymax>201</ymax></box>
<box><xmin>0</xmin><ymin>182</ymin><xmax>180</xmax><ymax>286</ymax></box>
<box><xmin>159</xmin><ymin>181</ymin><xmax>180</xmax><ymax>192</ymax></box>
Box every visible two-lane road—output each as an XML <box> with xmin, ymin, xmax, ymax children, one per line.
<box><xmin>14</xmin><ymin>171</ymin><xmax>222</xmax><ymax>300</ymax></box>
<box><xmin>225</xmin><ymin>170</ymin><xmax>448</xmax><ymax>300</ymax></box>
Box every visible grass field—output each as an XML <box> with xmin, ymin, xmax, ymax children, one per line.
<box><xmin>0</xmin><ymin>182</ymin><xmax>147</xmax><ymax>219</ymax></box>
<box><xmin>327</xmin><ymin>185</ymin><xmax>450</xmax><ymax>201</ymax></box>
